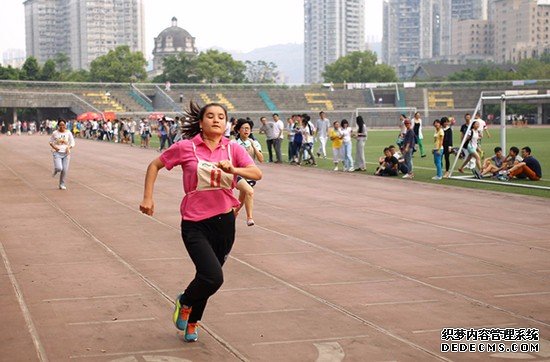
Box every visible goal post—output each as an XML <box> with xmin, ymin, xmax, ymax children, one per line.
<box><xmin>449</xmin><ymin>91</ymin><xmax>550</xmax><ymax>178</ymax></box>
<box><xmin>354</xmin><ymin>107</ymin><xmax>417</xmax><ymax>128</ymax></box>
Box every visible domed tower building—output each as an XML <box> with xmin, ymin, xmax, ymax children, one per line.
<box><xmin>151</xmin><ymin>17</ymin><xmax>198</xmax><ymax>77</ymax></box>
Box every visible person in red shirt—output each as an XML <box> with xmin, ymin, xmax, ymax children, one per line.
<box><xmin>140</xmin><ymin>102</ymin><xmax>262</xmax><ymax>342</ymax></box>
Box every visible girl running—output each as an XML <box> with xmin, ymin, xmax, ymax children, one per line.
<box><xmin>139</xmin><ymin>102</ymin><xmax>262</xmax><ymax>342</ymax></box>
<box><xmin>49</xmin><ymin>120</ymin><xmax>75</xmax><ymax>190</ymax></box>
<box><xmin>234</xmin><ymin>118</ymin><xmax>264</xmax><ymax>226</ymax></box>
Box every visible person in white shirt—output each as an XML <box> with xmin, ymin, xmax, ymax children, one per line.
<box><xmin>234</xmin><ymin>119</ymin><xmax>264</xmax><ymax>226</ymax></box>
<box><xmin>298</xmin><ymin>114</ymin><xmax>317</xmax><ymax>166</ymax></box>
<box><xmin>129</xmin><ymin>118</ymin><xmax>137</xmax><ymax>146</ymax></box>
<box><xmin>315</xmin><ymin>111</ymin><xmax>330</xmax><ymax>159</ymax></box>
<box><xmin>49</xmin><ymin>120</ymin><xmax>75</xmax><ymax>190</ymax></box>
<box><xmin>340</xmin><ymin>119</ymin><xmax>354</xmax><ymax>172</ymax></box>
<box><xmin>273</xmin><ymin>113</ymin><xmax>285</xmax><ymax>163</ymax></box>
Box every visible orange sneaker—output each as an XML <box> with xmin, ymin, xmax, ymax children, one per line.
<box><xmin>173</xmin><ymin>294</ymin><xmax>191</xmax><ymax>331</ymax></box>
<box><xmin>185</xmin><ymin>322</ymin><xmax>199</xmax><ymax>342</ymax></box>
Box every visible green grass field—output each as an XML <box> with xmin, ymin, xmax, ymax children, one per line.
<box><xmin>142</xmin><ymin>127</ymin><xmax>550</xmax><ymax>198</ymax></box>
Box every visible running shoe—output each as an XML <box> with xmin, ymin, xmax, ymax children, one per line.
<box><xmin>497</xmin><ymin>175</ymin><xmax>510</xmax><ymax>181</ymax></box>
<box><xmin>472</xmin><ymin>169</ymin><xmax>482</xmax><ymax>179</ymax></box>
<box><xmin>247</xmin><ymin>219</ymin><xmax>255</xmax><ymax>227</ymax></box>
<box><xmin>59</xmin><ymin>184</ymin><xmax>67</xmax><ymax>190</ymax></box>
<box><xmin>173</xmin><ymin>294</ymin><xmax>192</xmax><ymax>331</ymax></box>
<box><xmin>333</xmin><ymin>166</ymin><xmax>339</xmax><ymax>171</ymax></box>
<box><xmin>431</xmin><ymin>176</ymin><xmax>442</xmax><ymax>180</ymax></box>
<box><xmin>185</xmin><ymin>323</ymin><xmax>199</xmax><ymax>342</ymax></box>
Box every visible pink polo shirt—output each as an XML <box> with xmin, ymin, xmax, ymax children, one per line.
<box><xmin>159</xmin><ymin>134</ymin><xmax>254</xmax><ymax>221</ymax></box>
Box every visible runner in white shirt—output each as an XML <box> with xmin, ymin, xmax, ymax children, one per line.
<box><xmin>49</xmin><ymin>120</ymin><xmax>75</xmax><ymax>190</ymax></box>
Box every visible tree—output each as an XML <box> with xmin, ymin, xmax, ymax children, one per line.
<box><xmin>40</xmin><ymin>59</ymin><xmax>59</xmax><ymax>81</ymax></box>
<box><xmin>89</xmin><ymin>46</ymin><xmax>147</xmax><ymax>82</ymax></box>
<box><xmin>0</xmin><ymin>65</ymin><xmax>20</xmax><ymax>80</ymax></box>
<box><xmin>53</xmin><ymin>53</ymin><xmax>71</xmax><ymax>73</ymax></box>
<box><xmin>244</xmin><ymin>60</ymin><xmax>279</xmax><ymax>83</ymax></box>
<box><xmin>154</xmin><ymin>53</ymin><xmax>197</xmax><ymax>83</ymax></box>
<box><xmin>20</xmin><ymin>57</ymin><xmax>41</xmax><ymax>81</ymax></box>
<box><xmin>62</xmin><ymin>69</ymin><xmax>90</xmax><ymax>82</ymax></box>
<box><xmin>195</xmin><ymin>50</ymin><xmax>246</xmax><ymax>83</ymax></box>
<box><xmin>322</xmin><ymin>51</ymin><xmax>397</xmax><ymax>83</ymax></box>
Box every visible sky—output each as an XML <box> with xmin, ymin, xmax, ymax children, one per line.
<box><xmin>0</xmin><ymin>0</ymin><xmax>383</xmax><ymax>60</ymax></box>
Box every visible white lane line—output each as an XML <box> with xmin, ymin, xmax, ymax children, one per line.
<box><xmin>218</xmin><ymin>286</ymin><xmax>276</xmax><ymax>292</ymax></box>
<box><xmin>339</xmin><ymin>246</ymin><xmax>412</xmax><ymax>251</ymax></box>
<box><xmin>494</xmin><ymin>291</ymin><xmax>550</xmax><ymax>298</ymax></box>
<box><xmin>437</xmin><ymin>242</ymin><xmax>500</xmax><ymax>247</ymax></box>
<box><xmin>363</xmin><ymin>299</ymin><xmax>439</xmax><ymax>307</ymax></box>
<box><xmin>43</xmin><ymin>293</ymin><xmax>142</xmax><ymax>302</ymax></box>
<box><xmin>226</xmin><ymin>308</ymin><xmax>305</xmax><ymax>316</ymax></box>
<box><xmin>69</xmin><ymin>347</ymin><xmax>200</xmax><ymax>359</ymax></box>
<box><xmin>138</xmin><ymin>257</ymin><xmax>187</xmax><ymax>261</ymax></box>
<box><xmin>412</xmin><ymin>323</ymin><xmax>518</xmax><ymax>334</ymax></box>
<box><xmin>30</xmin><ymin>260</ymin><xmax>106</xmax><ymax>266</ymax></box>
<box><xmin>0</xmin><ymin>242</ymin><xmax>49</xmax><ymax>362</ymax></box>
<box><xmin>308</xmin><ymin>279</ymin><xmax>396</xmax><ymax>286</ymax></box>
<box><xmin>252</xmin><ymin>334</ymin><xmax>370</xmax><ymax>346</ymax></box>
<box><xmin>427</xmin><ymin>273</ymin><xmax>503</xmax><ymax>280</ymax></box>
<box><xmin>67</xmin><ymin>317</ymin><xmax>155</xmax><ymax>326</ymax></box>
<box><xmin>242</xmin><ymin>251</ymin><xmax>317</xmax><ymax>256</ymax></box>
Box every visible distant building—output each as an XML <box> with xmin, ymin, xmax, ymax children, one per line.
<box><xmin>382</xmin><ymin>0</ymin><xmax>452</xmax><ymax>79</ymax></box>
<box><xmin>24</xmin><ymin>0</ymin><xmax>145</xmax><ymax>70</ymax></box>
<box><xmin>304</xmin><ymin>0</ymin><xmax>366</xmax><ymax>84</ymax></box>
<box><xmin>2</xmin><ymin>49</ymin><xmax>26</xmax><ymax>68</ymax></box>
<box><xmin>490</xmin><ymin>0</ymin><xmax>550</xmax><ymax>63</ymax></box>
<box><xmin>151</xmin><ymin>17</ymin><xmax>198</xmax><ymax>78</ymax></box>
<box><xmin>451</xmin><ymin>0</ymin><xmax>488</xmax><ymax>20</ymax></box>
<box><xmin>451</xmin><ymin>19</ymin><xmax>493</xmax><ymax>61</ymax></box>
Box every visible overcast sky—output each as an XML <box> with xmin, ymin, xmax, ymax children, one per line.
<box><xmin>1</xmin><ymin>0</ymin><xmax>383</xmax><ymax>59</ymax></box>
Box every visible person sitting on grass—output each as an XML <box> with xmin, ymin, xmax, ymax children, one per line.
<box><xmin>501</xmin><ymin>146</ymin><xmax>523</xmax><ymax>171</ymax></box>
<box><xmin>498</xmin><ymin>146</ymin><xmax>542</xmax><ymax>181</ymax></box>
<box><xmin>375</xmin><ymin>147</ymin><xmax>399</xmax><ymax>176</ymax></box>
<box><xmin>388</xmin><ymin>145</ymin><xmax>409</xmax><ymax>175</ymax></box>
<box><xmin>481</xmin><ymin>146</ymin><xmax>506</xmax><ymax>178</ymax></box>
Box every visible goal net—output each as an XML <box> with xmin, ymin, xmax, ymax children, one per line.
<box><xmin>354</xmin><ymin>107</ymin><xmax>417</xmax><ymax>128</ymax></box>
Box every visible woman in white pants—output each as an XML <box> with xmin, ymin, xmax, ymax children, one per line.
<box><xmin>353</xmin><ymin>115</ymin><xmax>367</xmax><ymax>171</ymax></box>
<box><xmin>340</xmin><ymin>119</ymin><xmax>354</xmax><ymax>172</ymax></box>
<box><xmin>49</xmin><ymin>120</ymin><xmax>75</xmax><ymax>190</ymax></box>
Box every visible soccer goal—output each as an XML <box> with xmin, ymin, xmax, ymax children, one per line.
<box><xmin>448</xmin><ymin>91</ymin><xmax>550</xmax><ymax>189</ymax></box>
<box><xmin>354</xmin><ymin>107</ymin><xmax>417</xmax><ymax>128</ymax></box>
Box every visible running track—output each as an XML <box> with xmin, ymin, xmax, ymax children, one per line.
<box><xmin>1</xmin><ymin>135</ymin><xmax>549</xmax><ymax>361</ymax></box>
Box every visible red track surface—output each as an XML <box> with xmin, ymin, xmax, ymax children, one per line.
<box><xmin>1</xmin><ymin>135</ymin><xmax>549</xmax><ymax>361</ymax></box>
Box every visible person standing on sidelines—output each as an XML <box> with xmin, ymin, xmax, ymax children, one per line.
<box><xmin>129</xmin><ymin>118</ymin><xmax>137</xmax><ymax>146</ymax></box>
<box><xmin>273</xmin><ymin>113</ymin><xmax>285</xmax><ymax>163</ymax></box>
<box><xmin>432</xmin><ymin>119</ymin><xmax>444</xmax><ymax>180</ymax></box>
<box><xmin>401</xmin><ymin>119</ymin><xmax>416</xmax><ymax>179</ymax></box>
<box><xmin>329</xmin><ymin>121</ymin><xmax>344</xmax><ymax>171</ymax></box>
<box><xmin>353</xmin><ymin>115</ymin><xmax>367</xmax><ymax>171</ymax></box>
<box><xmin>139</xmin><ymin>102</ymin><xmax>262</xmax><ymax>343</ymax></box>
<box><xmin>259</xmin><ymin>116</ymin><xmax>277</xmax><ymax>163</ymax></box>
<box><xmin>441</xmin><ymin>117</ymin><xmax>453</xmax><ymax>178</ymax></box>
<box><xmin>413</xmin><ymin>112</ymin><xmax>426</xmax><ymax>158</ymax></box>
<box><xmin>340</xmin><ymin>119</ymin><xmax>354</xmax><ymax>172</ymax></box>
<box><xmin>49</xmin><ymin>120</ymin><xmax>75</xmax><ymax>190</ymax></box>
<box><xmin>315</xmin><ymin>111</ymin><xmax>330</xmax><ymax>159</ymax></box>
